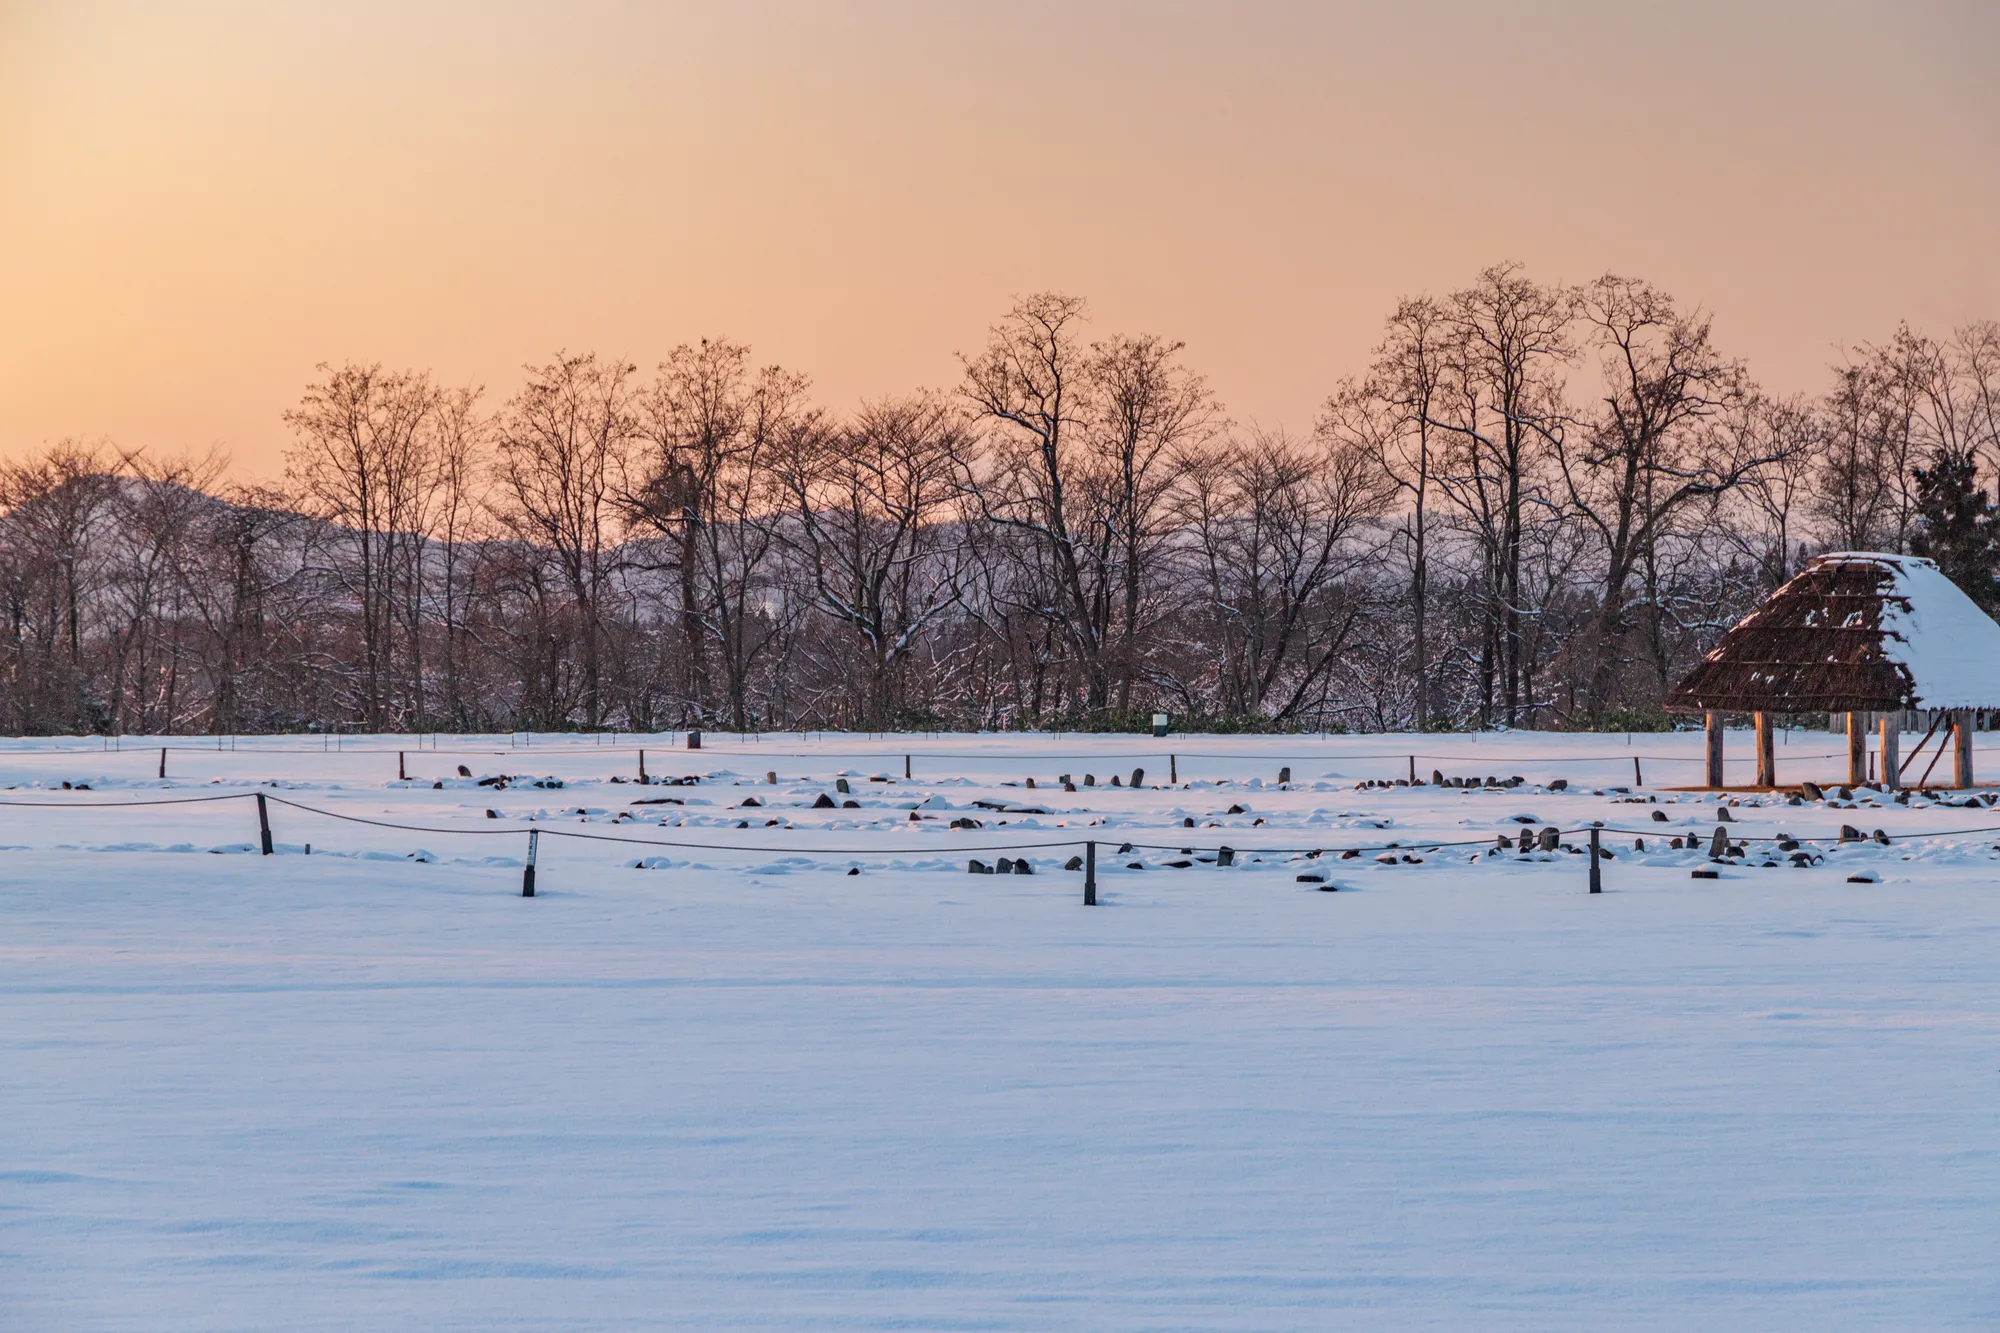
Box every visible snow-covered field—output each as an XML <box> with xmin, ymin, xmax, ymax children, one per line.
<box><xmin>6</xmin><ymin>729</ymin><xmax>2000</xmax><ymax>1330</ymax></box>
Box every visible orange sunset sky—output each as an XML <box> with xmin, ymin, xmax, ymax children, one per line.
<box><xmin>2</xmin><ymin>0</ymin><xmax>1996</xmax><ymax>479</ymax></box>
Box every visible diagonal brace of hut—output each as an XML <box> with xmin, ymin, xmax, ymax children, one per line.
<box><xmin>1665</xmin><ymin>553</ymin><xmax>2000</xmax><ymax>789</ymax></box>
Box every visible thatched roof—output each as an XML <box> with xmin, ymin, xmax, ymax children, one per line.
<box><xmin>1666</xmin><ymin>552</ymin><xmax>2000</xmax><ymax>714</ymax></box>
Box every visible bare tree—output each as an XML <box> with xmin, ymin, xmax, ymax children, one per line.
<box><xmin>777</xmin><ymin>393</ymin><xmax>966</xmax><ymax>728</ymax></box>
<box><xmin>959</xmin><ymin>295</ymin><xmax>1214</xmax><ymax>719</ymax></box>
<box><xmin>957</xmin><ymin>293</ymin><xmax>1112</xmax><ymax>716</ymax></box>
<box><xmin>1421</xmin><ymin>264</ymin><xmax>1575</xmax><ymax>725</ymax></box>
<box><xmin>491</xmin><ymin>352</ymin><xmax>637</xmax><ymax>729</ymax></box>
<box><xmin>101</xmin><ymin>450</ymin><xmax>227</xmax><ymax>732</ymax></box>
<box><xmin>1558</xmin><ymin>275</ymin><xmax>1774</xmax><ymax>714</ymax></box>
<box><xmin>1721</xmin><ymin>394</ymin><xmax>1824</xmax><ymax>588</ymax></box>
<box><xmin>1341</xmin><ymin>295</ymin><xmax>1452</xmax><ymax>727</ymax></box>
<box><xmin>1178</xmin><ymin>429</ymin><xmax>1392</xmax><ymax>722</ymax></box>
<box><xmin>635</xmin><ymin>340</ymin><xmax>812</xmax><ymax>730</ymax></box>
<box><xmin>284</xmin><ymin>364</ymin><xmax>446</xmax><ymax>728</ymax></box>
<box><xmin>1086</xmin><ymin>333</ymin><xmax>1217</xmax><ymax>708</ymax></box>
<box><xmin>0</xmin><ymin>440</ymin><xmax>122</xmax><ymax>731</ymax></box>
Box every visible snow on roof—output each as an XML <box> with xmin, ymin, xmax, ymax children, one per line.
<box><xmin>1848</xmin><ymin>553</ymin><xmax>2000</xmax><ymax>710</ymax></box>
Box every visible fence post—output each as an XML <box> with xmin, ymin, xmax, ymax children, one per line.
<box><xmin>398</xmin><ymin>750</ymin><xmax>406</xmax><ymax>781</ymax></box>
<box><xmin>159</xmin><ymin>746</ymin><xmax>167</xmax><ymax>780</ymax></box>
<box><xmin>1169</xmin><ymin>753</ymin><xmax>1177</xmax><ymax>784</ymax></box>
<box><xmin>1634</xmin><ymin>756</ymin><xmax>1643</xmax><ymax>787</ymax></box>
<box><xmin>256</xmin><ymin>792</ymin><xmax>273</xmax><ymax>856</ymax></box>
<box><xmin>1084</xmin><ymin>840</ymin><xmax>1097</xmax><ymax>906</ymax></box>
<box><xmin>1588</xmin><ymin>824</ymin><xmax>1602</xmax><ymax>894</ymax></box>
<box><xmin>638</xmin><ymin>748</ymin><xmax>648</xmax><ymax>784</ymax></box>
<box><xmin>522</xmin><ymin>828</ymin><xmax>539</xmax><ymax>897</ymax></box>
<box><xmin>905</xmin><ymin>754</ymin><xmax>911</xmax><ymax>780</ymax></box>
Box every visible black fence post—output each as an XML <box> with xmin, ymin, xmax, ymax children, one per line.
<box><xmin>1169</xmin><ymin>753</ymin><xmax>1177</xmax><ymax>784</ymax></box>
<box><xmin>1588</xmin><ymin>824</ymin><xmax>1602</xmax><ymax>894</ymax></box>
<box><xmin>638</xmin><ymin>749</ymin><xmax>648</xmax><ymax>784</ymax></box>
<box><xmin>159</xmin><ymin>746</ymin><xmax>167</xmax><ymax>780</ymax></box>
<box><xmin>522</xmin><ymin>828</ymin><xmax>539</xmax><ymax>897</ymax></box>
<box><xmin>904</xmin><ymin>753</ymin><xmax>912</xmax><ymax>780</ymax></box>
<box><xmin>1084</xmin><ymin>840</ymin><xmax>1097</xmax><ymax>906</ymax></box>
<box><xmin>1634</xmin><ymin>756</ymin><xmax>1643</xmax><ymax>787</ymax></box>
<box><xmin>256</xmin><ymin>792</ymin><xmax>273</xmax><ymax>856</ymax></box>
<box><xmin>398</xmin><ymin>750</ymin><xmax>406</xmax><ymax>781</ymax></box>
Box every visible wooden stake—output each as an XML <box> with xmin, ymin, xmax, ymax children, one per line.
<box><xmin>1588</xmin><ymin>824</ymin><xmax>1601</xmax><ymax>893</ymax></box>
<box><xmin>1954</xmin><ymin>709</ymin><xmax>1975</xmax><ymax>788</ymax></box>
<box><xmin>1704</xmin><ymin>712</ymin><xmax>1724</xmax><ymax>789</ymax></box>
<box><xmin>1084</xmin><ymin>840</ymin><xmax>1097</xmax><ymax>906</ymax></box>
<box><xmin>1848</xmin><ymin>712</ymin><xmax>1867</xmax><ymax>787</ymax></box>
<box><xmin>256</xmin><ymin>792</ymin><xmax>273</xmax><ymax>856</ymax></box>
<box><xmin>159</xmin><ymin>746</ymin><xmax>167</xmax><ymax>780</ymax></box>
<box><xmin>1754</xmin><ymin>712</ymin><xmax>1774</xmax><ymax>788</ymax></box>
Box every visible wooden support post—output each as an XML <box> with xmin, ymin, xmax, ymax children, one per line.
<box><xmin>1704</xmin><ymin>712</ymin><xmax>1724</xmax><ymax>789</ymax></box>
<box><xmin>1754</xmin><ymin>712</ymin><xmax>1775</xmax><ymax>788</ymax></box>
<box><xmin>1879</xmin><ymin>712</ymin><xmax>1901</xmax><ymax>790</ymax></box>
<box><xmin>1954</xmin><ymin>709</ymin><xmax>1975</xmax><ymax>789</ymax></box>
<box><xmin>1847</xmin><ymin>712</ymin><xmax>1867</xmax><ymax>787</ymax></box>
<box><xmin>638</xmin><ymin>749</ymin><xmax>647</xmax><ymax>784</ymax></box>
<box><xmin>1083</xmin><ymin>840</ymin><xmax>1097</xmax><ymax>907</ymax></box>
<box><xmin>256</xmin><ymin>792</ymin><xmax>273</xmax><ymax>856</ymax></box>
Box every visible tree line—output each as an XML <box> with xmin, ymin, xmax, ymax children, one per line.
<box><xmin>4</xmin><ymin>263</ymin><xmax>1997</xmax><ymax>736</ymax></box>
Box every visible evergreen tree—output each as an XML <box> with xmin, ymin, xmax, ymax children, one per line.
<box><xmin>1911</xmin><ymin>451</ymin><xmax>2000</xmax><ymax>608</ymax></box>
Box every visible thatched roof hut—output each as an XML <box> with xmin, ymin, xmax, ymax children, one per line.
<box><xmin>1666</xmin><ymin>553</ymin><xmax>2000</xmax><ymax>788</ymax></box>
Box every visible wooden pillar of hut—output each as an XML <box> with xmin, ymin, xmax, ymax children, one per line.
<box><xmin>1846</xmin><ymin>712</ymin><xmax>1868</xmax><ymax>787</ymax></box>
<box><xmin>1953</xmin><ymin>709</ymin><xmax>1975</xmax><ymax>788</ymax></box>
<box><xmin>1879</xmin><ymin>712</ymin><xmax>1901</xmax><ymax>790</ymax></box>
<box><xmin>1704</xmin><ymin>711</ymin><xmax>1725</xmax><ymax>789</ymax></box>
<box><xmin>1754</xmin><ymin>712</ymin><xmax>1775</xmax><ymax>788</ymax></box>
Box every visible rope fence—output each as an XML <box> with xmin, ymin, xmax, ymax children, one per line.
<box><xmin>3</xmin><ymin>788</ymin><xmax>1996</xmax><ymax>903</ymax></box>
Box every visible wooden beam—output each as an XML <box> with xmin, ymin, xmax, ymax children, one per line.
<box><xmin>1955</xmin><ymin>710</ymin><xmax>1975</xmax><ymax>789</ymax></box>
<box><xmin>1754</xmin><ymin>712</ymin><xmax>1775</xmax><ymax>788</ymax></box>
<box><xmin>1880</xmin><ymin>712</ymin><xmax>1901</xmax><ymax>790</ymax></box>
<box><xmin>1847</xmin><ymin>712</ymin><xmax>1867</xmax><ymax>787</ymax></box>
<box><xmin>1705</xmin><ymin>711</ymin><xmax>1724</xmax><ymax>789</ymax></box>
